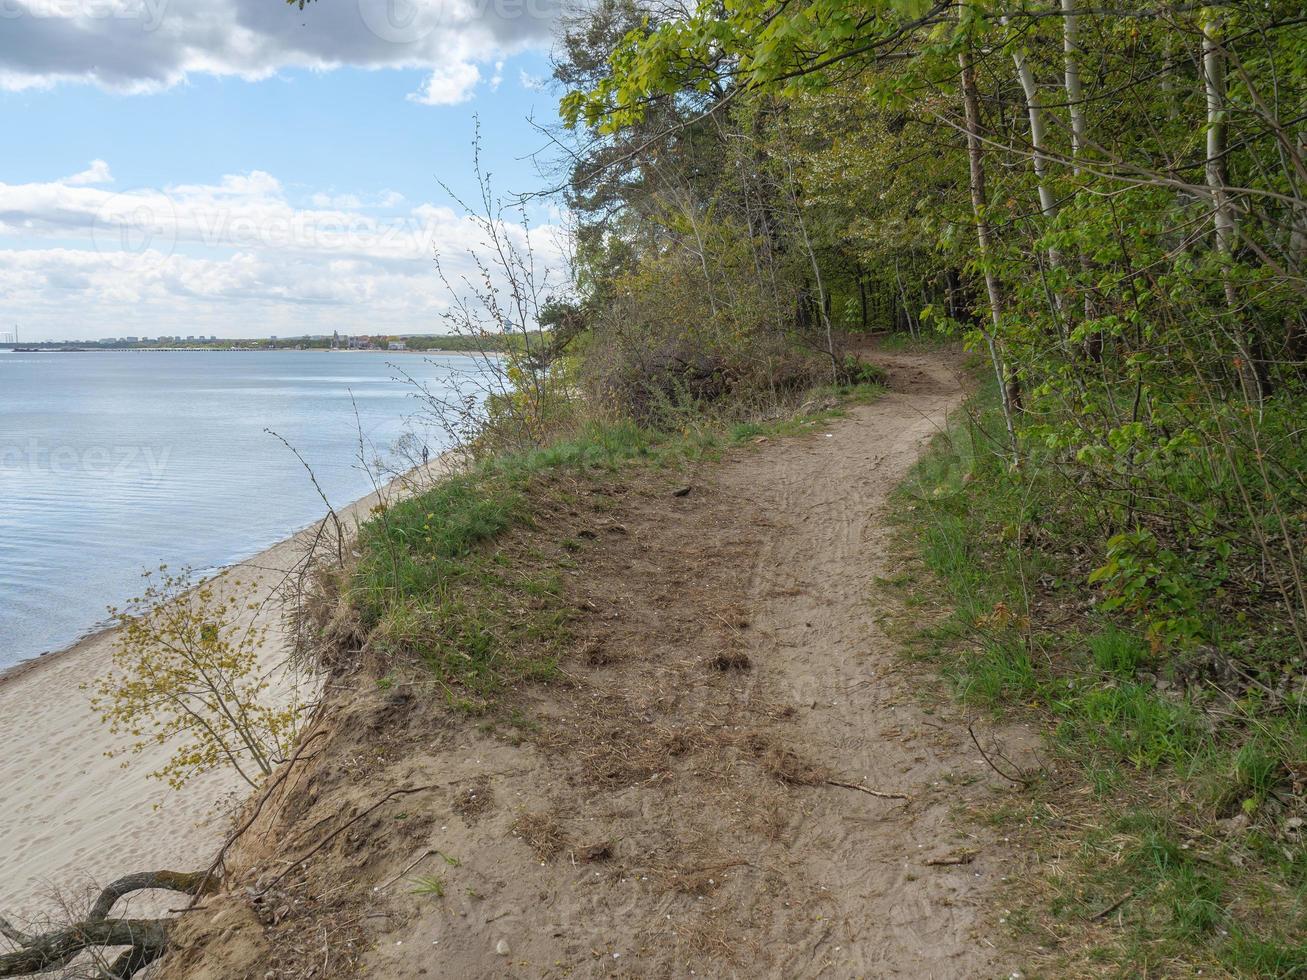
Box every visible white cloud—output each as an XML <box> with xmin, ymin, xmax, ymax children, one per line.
<box><xmin>0</xmin><ymin>0</ymin><xmax>558</xmax><ymax>97</ymax></box>
<box><xmin>65</xmin><ymin>159</ymin><xmax>113</xmax><ymax>185</ymax></box>
<box><xmin>0</xmin><ymin>166</ymin><xmax>569</xmax><ymax>339</ymax></box>
<box><xmin>407</xmin><ymin>59</ymin><xmax>481</xmax><ymax>105</ymax></box>
<box><xmin>309</xmin><ymin>190</ymin><xmax>406</xmax><ymax>210</ymax></box>
<box><xmin>310</xmin><ymin>192</ymin><xmax>364</xmax><ymax>210</ymax></box>
<box><xmin>518</xmin><ymin>68</ymin><xmax>547</xmax><ymax>92</ymax></box>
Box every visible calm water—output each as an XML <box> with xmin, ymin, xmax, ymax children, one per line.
<box><xmin>0</xmin><ymin>349</ymin><xmax>483</xmax><ymax>670</ymax></box>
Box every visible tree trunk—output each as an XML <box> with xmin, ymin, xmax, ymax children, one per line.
<box><xmin>1288</xmin><ymin>130</ymin><xmax>1307</xmax><ymax>365</ymax></box>
<box><xmin>1063</xmin><ymin>0</ymin><xmax>1103</xmax><ymax>360</ymax></box>
<box><xmin>785</xmin><ymin>158</ymin><xmax>838</xmax><ymax>380</ymax></box>
<box><xmin>856</xmin><ymin>260</ymin><xmax>868</xmax><ymax>329</ymax></box>
<box><xmin>1062</xmin><ymin>0</ymin><xmax>1087</xmax><ymax>159</ymax></box>
<box><xmin>0</xmin><ymin>869</ymin><xmax>213</xmax><ymax>978</ymax></box>
<box><xmin>1010</xmin><ymin>40</ymin><xmax>1058</xmax><ymax>220</ymax></box>
<box><xmin>1203</xmin><ymin>10</ymin><xmax>1271</xmax><ymax>399</ymax></box>
<box><xmin>960</xmin><ymin>48</ymin><xmax>1020</xmax><ymax>453</ymax></box>
<box><xmin>1006</xmin><ymin>19</ymin><xmax>1069</xmax><ymax>347</ymax></box>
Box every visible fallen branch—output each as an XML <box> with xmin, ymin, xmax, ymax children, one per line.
<box><xmin>378</xmin><ymin>848</ymin><xmax>438</xmax><ymax>892</ymax></box>
<box><xmin>0</xmin><ymin>919</ymin><xmax>30</xmax><ymax>948</ymax></box>
<box><xmin>0</xmin><ymin>918</ymin><xmax>168</xmax><ymax>977</ymax></box>
<box><xmin>826</xmin><ymin>779</ymin><xmax>910</xmax><ymax>801</ymax></box>
<box><xmin>1089</xmin><ymin>889</ymin><xmax>1135</xmax><ymax>921</ymax></box>
<box><xmin>87</xmin><ymin>871</ymin><xmax>212</xmax><ymax>923</ymax></box>
<box><xmin>924</xmin><ymin>851</ymin><xmax>977</xmax><ymax>866</ymax></box>
<box><xmin>968</xmin><ymin>723</ymin><xmax>1033</xmax><ymax>788</ymax></box>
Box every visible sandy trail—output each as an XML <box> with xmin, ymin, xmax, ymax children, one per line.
<box><xmin>722</xmin><ymin>350</ymin><xmax>1011</xmax><ymax>975</ymax></box>
<box><xmin>165</xmin><ymin>348</ymin><xmax>1030</xmax><ymax>980</ymax></box>
<box><xmin>0</xmin><ymin>465</ymin><xmax>441</xmax><ymax>923</ymax></box>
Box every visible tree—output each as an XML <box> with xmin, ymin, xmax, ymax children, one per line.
<box><xmin>558</xmin><ymin>0</ymin><xmax>1307</xmax><ymax>651</ymax></box>
<box><xmin>90</xmin><ymin>567</ymin><xmax>303</xmax><ymax>790</ymax></box>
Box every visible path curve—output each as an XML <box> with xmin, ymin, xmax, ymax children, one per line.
<box><xmin>164</xmin><ymin>349</ymin><xmax>1028</xmax><ymax>980</ymax></box>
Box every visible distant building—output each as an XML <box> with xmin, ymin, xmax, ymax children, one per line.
<box><xmin>388</xmin><ymin>340</ymin><xmax>407</xmax><ymax>351</ymax></box>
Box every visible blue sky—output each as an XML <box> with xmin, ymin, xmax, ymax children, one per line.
<box><xmin>0</xmin><ymin>0</ymin><xmax>569</xmax><ymax>341</ymax></box>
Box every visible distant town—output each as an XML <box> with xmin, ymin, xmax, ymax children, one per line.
<box><xmin>0</xmin><ymin>330</ymin><xmax>507</xmax><ymax>354</ymax></box>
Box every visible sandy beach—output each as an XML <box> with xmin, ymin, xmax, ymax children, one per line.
<box><xmin>0</xmin><ymin>465</ymin><xmax>440</xmax><ymax>923</ymax></box>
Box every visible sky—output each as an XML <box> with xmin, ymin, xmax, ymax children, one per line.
<box><xmin>0</xmin><ymin>0</ymin><xmax>571</xmax><ymax>341</ymax></box>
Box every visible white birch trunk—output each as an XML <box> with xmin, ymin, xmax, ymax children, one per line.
<box><xmin>960</xmin><ymin>49</ymin><xmax>1019</xmax><ymax>454</ymax></box>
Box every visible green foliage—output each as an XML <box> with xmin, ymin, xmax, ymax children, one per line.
<box><xmin>576</xmin><ymin>210</ymin><xmax>837</xmax><ymax>424</ymax></box>
<box><xmin>897</xmin><ymin>390</ymin><xmax>1307</xmax><ymax>974</ymax></box>
<box><xmin>1089</xmin><ymin>530</ymin><xmax>1203</xmax><ymax>651</ymax></box>
<box><xmin>835</xmin><ymin>355</ymin><xmax>886</xmax><ymax>387</ymax></box>
<box><xmin>91</xmin><ymin>567</ymin><xmax>305</xmax><ymax>790</ymax></box>
<box><xmin>559</xmin><ymin>0</ymin><xmax>1307</xmax><ymax>665</ymax></box>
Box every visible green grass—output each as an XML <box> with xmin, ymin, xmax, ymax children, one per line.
<box><xmin>410</xmin><ymin>875</ymin><xmax>446</xmax><ymax>898</ymax></box>
<box><xmin>351</xmin><ymin>463</ymin><xmax>563</xmax><ymax>708</ymax></box>
<box><xmin>892</xmin><ymin>380</ymin><xmax>1307</xmax><ymax>977</ymax></box>
<box><xmin>1090</xmin><ymin>626</ymin><xmax>1149</xmax><ymax>677</ymax></box>
<box><xmin>1052</xmin><ymin>680</ymin><xmax>1210</xmax><ymax>769</ymax></box>
<box><xmin>952</xmin><ymin>637</ymin><xmax>1037</xmax><ymax>705</ymax></box>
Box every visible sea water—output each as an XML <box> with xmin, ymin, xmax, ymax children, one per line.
<box><xmin>0</xmin><ymin>349</ymin><xmax>484</xmax><ymax>669</ymax></box>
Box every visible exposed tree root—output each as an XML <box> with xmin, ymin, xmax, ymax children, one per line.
<box><xmin>0</xmin><ymin>870</ymin><xmax>213</xmax><ymax>978</ymax></box>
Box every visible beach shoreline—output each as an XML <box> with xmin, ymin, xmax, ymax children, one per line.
<box><xmin>0</xmin><ymin>621</ymin><xmax>119</xmax><ymax>689</ymax></box>
<box><xmin>0</xmin><ymin>508</ymin><xmax>350</xmax><ymax>689</ymax></box>
<box><xmin>0</xmin><ymin>459</ymin><xmax>448</xmax><ymax>919</ymax></box>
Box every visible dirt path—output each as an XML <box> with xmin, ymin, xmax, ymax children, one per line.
<box><xmin>166</xmin><ymin>350</ymin><xmax>1026</xmax><ymax>980</ymax></box>
<box><xmin>721</xmin><ymin>351</ymin><xmax>1009</xmax><ymax>976</ymax></box>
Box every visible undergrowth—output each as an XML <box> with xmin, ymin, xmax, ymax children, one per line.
<box><xmin>892</xmin><ymin>382</ymin><xmax>1306</xmax><ymax>978</ymax></box>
